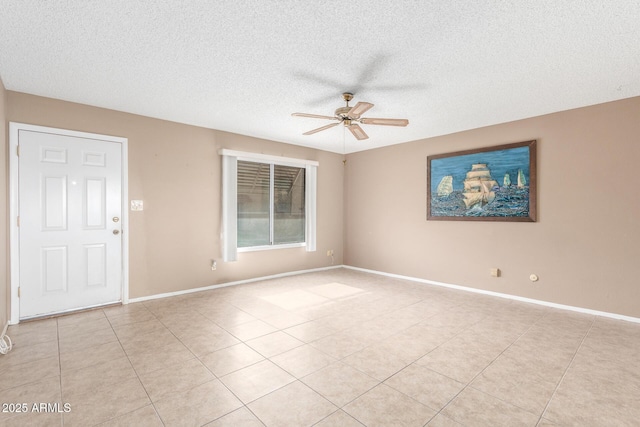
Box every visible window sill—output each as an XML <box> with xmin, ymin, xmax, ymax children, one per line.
<box><xmin>238</xmin><ymin>242</ymin><xmax>306</xmax><ymax>253</ymax></box>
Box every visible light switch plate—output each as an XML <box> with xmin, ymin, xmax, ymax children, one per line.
<box><xmin>131</xmin><ymin>200</ymin><xmax>144</xmax><ymax>211</ymax></box>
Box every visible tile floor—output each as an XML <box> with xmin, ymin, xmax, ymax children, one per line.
<box><xmin>1</xmin><ymin>268</ymin><xmax>640</xmax><ymax>426</ymax></box>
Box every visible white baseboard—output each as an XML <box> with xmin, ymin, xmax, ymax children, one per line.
<box><xmin>125</xmin><ymin>263</ymin><xmax>640</xmax><ymax>324</ymax></box>
<box><xmin>128</xmin><ymin>265</ymin><xmax>344</xmax><ymax>304</ymax></box>
<box><xmin>344</xmin><ymin>265</ymin><xmax>640</xmax><ymax>324</ymax></box>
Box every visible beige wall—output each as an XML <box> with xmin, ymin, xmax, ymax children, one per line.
<box><xmin>0</xmin><ymin>78</ymin><xmax>7</xmax><ymax>328</ymax></box>
<box><xmin>6</xmin><ymin>92</ymin><xmax>344</xmax><ymax>304</ymax></box>
<box><xmin>345</xmin><ymin>96</ymin><xmax>640</xmax><ymax>318</ymax></box>
<box><xmin>5</xmin><ymin>89</ymin><xmax>639</xmax><ymax>319</ymax></box>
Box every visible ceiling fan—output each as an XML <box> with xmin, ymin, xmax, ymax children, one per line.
<box><xmin>292</xmin><ymin>93</ymin><xmax>409</xmax><ymax>140</ymax></box>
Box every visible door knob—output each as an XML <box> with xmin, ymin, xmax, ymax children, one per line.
<box><xmin>113</xmin><ymin>217</ymin><xmax>120</xmax><ymax>223</ymax></box>
<box><xmin>113</xmin><ymin>230</ymin><xmax>120</xmax><ymax>235</ymax></box>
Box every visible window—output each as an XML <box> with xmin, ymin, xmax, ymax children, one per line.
<box><xmin>221</xmin><ymin>150</ymin><xmax>317</xmax><ymax>261</ymax></box>
<box><xmin>237</xmin><ymin>161</ymin><xmax>305</xmax><ymax>247</ymax></box>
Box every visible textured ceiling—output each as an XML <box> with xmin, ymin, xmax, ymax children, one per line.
<box><xmin>1</xmin><ymin>1</ymin><xmax>639</xmax><ymax>153</ymax></box>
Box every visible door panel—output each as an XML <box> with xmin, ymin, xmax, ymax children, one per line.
<box><xmin>85</xmin><ymin>178</ymin><xmax>106</xmax><ymax>228</ymax></box>
<box><xmin>19</xmin><ymin>130</ymin><xmax>123</xmax><ymax>319</ymax></box>
<box><xmin>42</xmin><ymin>246</ymin><xmax>68</xmax><ymax>293</ymax></box>
<box><xmin>42</xmin><ymin>175</ymin><xmax>68</xmax><ymax>230</ymax></box>
<box><xmin>85</xmin><ymin>243</ymin><xmax>107</xmax><ymax>287</ymax></box>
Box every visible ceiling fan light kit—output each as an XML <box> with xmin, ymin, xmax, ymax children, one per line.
<box><xmin>292</xmin><ymin>92</ymin><xmax>409</xmax><ymax>141</ymax></box>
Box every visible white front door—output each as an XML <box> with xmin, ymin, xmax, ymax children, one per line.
<box><xmin>17</xmin><ymin>128</ymin><xmax>124</xmax><ymax>319</ymax></box>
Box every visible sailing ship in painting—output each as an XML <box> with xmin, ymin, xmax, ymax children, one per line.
<box><xmin>436</xmin><ymin>175</ymin><xmax>453</xmax><ymax>196</ymax></box>
<box><xmin>517</xmin><ymin>169</ymin><xmax>527</xmax><ymax>187</ymax></box>
<box><xmin>461</xmin><ymin>164</ymin><xmax>498</xmax><ymax>209</ymax></box>
<box><xmin>502</xmin><ymin>169</ymin><xmax>526</xmax><ymax>190</ymax></box>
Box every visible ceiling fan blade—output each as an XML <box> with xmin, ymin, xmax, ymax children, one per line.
<box><xmin>348</xmin><ymin>124</ymin><xmax>369</xmax><ymax>140</ymax></box>
<box><xmin>303</xmin><ymin>122</ymin><xmax>340</xmax><ymax>135</ymax></box>
<box><xmin>347</xmin><ymin>102</ymin><xmax>374</xmax><ymax>118</ymax></box>
<box><xmin>292</xmin><ymin>113</ymin><xmax>337</xmax><ymax>120</ymax></box>
<box><xmin>360</xmin><ymin>117</ymin><xmax>409</xmax><ymax>127</ymax></box>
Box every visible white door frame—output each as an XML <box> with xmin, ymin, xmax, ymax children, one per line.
<box><xmin>9</xmin><ymin>122</ymin><xmax>129</xmax><ymax>324</ymax></box>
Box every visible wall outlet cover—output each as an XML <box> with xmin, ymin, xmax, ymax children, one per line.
<box><xmin>131</xmin><ymin>200</ymin><xmax>144</xmax><ymax>211</ymax></box>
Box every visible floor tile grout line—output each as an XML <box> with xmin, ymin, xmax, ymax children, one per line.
<box><xmin>310</xmin><ymin>408</ymin><xmax>364</xmax><ymax>427</ymax></box>
<box><xmin>238</xmin><ymin>289</ymin><xmax>518</xmax><ymax>423</ymax></box>
<box><xmin>297</xmin><ymin>365</ymin><xmax>381</xmax><ymax>412</ymax></box>
<box><xmin>240</xmin><ymin>405</ymin><xmax>268</xmax><ymax>427</ymax></box>
<box><xmin>425</xmin><ymin>308</ymin><xmax>552</xmax><ymax>425</ymax></box>
<box><xmin>55</xmin><ymin>317</ymin><xmax>65</xmax><ymax>425</ymax></box>
<box><xmin>58</xmin><ymin>311</ymin><xmax>125</xmax><ymax>425</ymax></box>
<box><xmin>463</xmin><ymin>309</ymin><xmax>571</xmax><ymax>409</ymax></box>
<box><xmin>135</xmin><ymin>295</ymin><xmax>306</xmax><ymax>427</ymax></box>
<box><xmin>151</xmin><ymin>302</ymin><xmax>283</xmax><ymax>426</ymax></box>
<box><xmin>303</xmin><ymin>314</ymin><xmax>478</xmax><ymax>422</ymax></box>
<box><xmin>535</xmin><ymin>314</ymin><xmax>597</xmax><ymax>426</ymax></box>
<box><xmin>68</xmin><ymin>289</ymin><xmax>423</xmax><ymax>425</ymax></box>
<box><xmin>194</xmin><ymin>304</ymin><xmax>301</xmax><ymax>426</ymax></box>
<box><xmin>103</xmin><ymin>305</ymin><xmax>168</xmax><ymax>427</ymax></box>
<box><xmin>187</xmin><ymin>285</ymin><xmax>386</xmax><ymax>426</ymax></box>
<box><xmin>381</xmin><ymin>361</ymin><xmax>460</xmax><ymax>417</ymax></box>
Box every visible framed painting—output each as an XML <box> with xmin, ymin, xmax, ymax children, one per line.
<box><xmin>427</xmin><ymin>140</ymin><xmax>537</xmax><ymax>221</ymax></box>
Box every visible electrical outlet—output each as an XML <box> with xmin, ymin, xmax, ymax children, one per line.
<box><xmin>211</xmin><ymin>260</ymin><xmax>217</xmax><ymax>271</ymax></box>
<box><xmin>326</xmin><ymin>250</ymin><xmax>334</xmax><ymax>257</ymax></box>
<box><xmin>490</xmin><ymin>268</ymin><xmax>500</xmax><ymax>277</ymax></box>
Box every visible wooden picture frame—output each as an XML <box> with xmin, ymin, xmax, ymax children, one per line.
<box><xmin>427</xmin><ymin>140</ymin><xmax>537</xmax><ymax>221</ymax></box>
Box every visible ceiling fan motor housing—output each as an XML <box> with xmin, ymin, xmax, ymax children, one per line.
<box><xmin>335</xmin><ymin>106</ymin><xmax>352</xmax><ymax>118</ymax></box>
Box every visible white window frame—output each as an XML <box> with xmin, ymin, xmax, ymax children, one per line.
<box><xmin>220</xmin><ymin>149</ymin><xmax>317</xmax><ymax>261</ymax></box>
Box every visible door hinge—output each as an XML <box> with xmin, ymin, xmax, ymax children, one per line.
<box><xmin>18</xmin><ymin>287</ymin><xmax>21</xmax><ymax>298</ymax></box>
<box><xmin>17</xmin><ymin>216</ymin><xmax>20</xmax><ymax>227</ymax></box>
<box><xmin>16</xmin><ymin>145</ymin><xmax>20</xmax><ymax>156</ymax></box>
